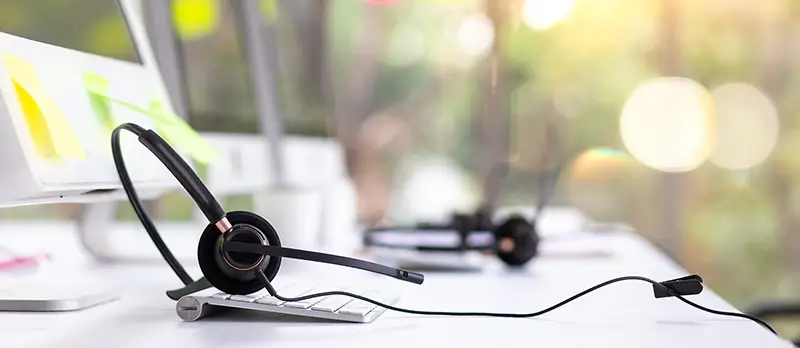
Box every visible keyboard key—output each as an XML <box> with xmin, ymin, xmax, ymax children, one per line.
<box><xmin>338</xmin><ymin>306</ymin><xmax>374</xmax><ymax>316</ymax></box>
<box><xmin>279</xmin><ymin>284</ymin><xmax>329</xmax><ymax>308</ymax></box>
<box><xmin>255</xmin><ymin>296</ymin><xmax>283</xmax><ymax>306</ymax></box>
<box><xmin>255</xmin><ymin>283</ymin><xmax>316</xmax><ymax>306</ymax></box>
<box><xmin>311</xmin><ymin>295</ymin><xmax>354</xmax><ymax>312</ymax></box>
<box><xmin>339</xmin><ymin>293</ymin><xmax>378</xmax><ymax>311</ymax></box>
<box><xmin>339</xmin><ymin>289</ymin><xmax>396</xmax><ymax>314</ymax></box>
<box><xmin>345</xmin><ymin>289</ymin><xmax>385</xmax><ymax>305</ymax></box>
<box><xmin>341</xmin><ymin>299</ymin><xmax>374</xmax><ymax>309</ymax></box>
<box><xmin>284</xmin><ymin>299</ymin><xmax>321</xmax><ymax>309</ymax></box>
<box><xmin>280</xmin><ymin>283</ymin><xmax>318</xmax><ymax>297</ymax></box>
<box><xmin>211</xmin><ymin>293</ymin><xmax>231</xmax><ymax>300</ymax></box>
<box><xmin>229</xmin><ymin>294</ymin><xmax>261</xmax><ymax>303</ymax></box>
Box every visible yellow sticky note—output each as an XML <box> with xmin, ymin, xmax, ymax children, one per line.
<box><xmin>3</xmin><ymin>53</ymin><xmax>85</xmax><ymax>159</ymax></box>
<box><xmin>147</xmin><ymin>100</ymin><xmax>220</xmax><ymax>164</ymax></box>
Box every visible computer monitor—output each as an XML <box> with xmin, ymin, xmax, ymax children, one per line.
<box><xmin>0</xmin><ymin>0</ymin><xmax>193</xmax><ymax>207</ymax></box>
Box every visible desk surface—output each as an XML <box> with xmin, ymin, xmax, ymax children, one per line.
<box><xmin>0</xmin><ymin>221</ymin><xmax>793</xmax><ymax>348</ymax></box>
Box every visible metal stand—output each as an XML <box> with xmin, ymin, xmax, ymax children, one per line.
<box><xmin>76</xmin><ymin>0</ymin><xmax>185</xmax><ymax>262</ymax></box>
<box><xmin>76</xmin><ymin>202</ymin><xmax>118</xmax><ymax>261</ymax></box>
<box><xmin>232</xmin><ymin>0</ymin><xmax>287</xmax><ymax>185</ymax></box>
<box><xmin>0</xmin><ymin>201</ymin><xmax>121</xmax><ymax>312</ymax></box>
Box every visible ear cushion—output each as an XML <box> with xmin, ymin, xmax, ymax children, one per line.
<box><xmin>198</xmin><ymin>211</ymin><xmax>282</xmax><ymax>295</ymax></box>
<box><xmin>492</xmin><ymin>215</ymin><xmax>539</xmax><ymax>266</ymax></box>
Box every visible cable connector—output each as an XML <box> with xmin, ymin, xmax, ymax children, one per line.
<box><xmin>653</xmin><ymin>274</ymin><xmax>704</xmax><ymax>299</ymax></box>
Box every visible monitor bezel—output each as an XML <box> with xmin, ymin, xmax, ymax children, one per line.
<box><xmin>117</xmin><ymin>0</ymin><xmax>169</xmax><ymax>82</ymax></box>
<box><xmin>115</xmin><ymin>0</ymin><xmax>144</xmax><ymax>65</ymax></box>
<box><xmin>0</xmin><ymin>0</ymin><xmax>185</xmax><ymax>204</ymax></box>
<box><xmin>0</xmin><ymin>0</ymin><xmax>145</xmax><ymax>66</ymax></box>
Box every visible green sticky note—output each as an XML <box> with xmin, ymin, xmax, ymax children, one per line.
<box><xmin>83</xmin><ymin>71</ymin><xmax>151</xmax><ymax>121</ymax></box>
<box><xmin>110</xmin><ymin>96</ymin><xmax>151</xmax><ymax>115</ymax></box>
<box><xmin>82</xmin><ymin>72</ymin><xmax>116</xmax><ymax>134</ymax></box>
<box><xmin>81</xmin><ymin>71</ymin><xmax>219</xmax><ymax>164</ymax></box>
<box><xmin>147</xmin><ymin>100</ymin><xmax>220</xmax><ymax>164</ymax></box>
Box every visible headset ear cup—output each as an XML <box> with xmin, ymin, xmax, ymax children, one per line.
<box><xmin>198</xmin><ymin>211</ymin><xmax>282</xmax><ymax>295</ymax></box>
<box><xmin>492</xmin><ymin>215</ymin><xmax>539</xmax><ymax>266</ymax></box>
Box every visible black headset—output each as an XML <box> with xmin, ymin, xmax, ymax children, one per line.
<box><xmin>364</xmin><ymin>207</ymin><xmax>541</xmax><ymax>266</ymax></box>
<box><xmin>363</xmin><ymin>159</ymin><xmax>563</xmax><ymax>266</ymax></box>
<box><xmin>111</xmin><ymin>123</ymin><xmax>777</xmax><ymax>335</ymax></box>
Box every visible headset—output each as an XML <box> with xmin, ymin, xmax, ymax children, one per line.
<box><xmin>362</xmin><ymin>128</ymin><xmax>562</xmax><ymax>267</ymax></box>
<box><xmin>111</xmin><ymin>123</ymin><xmax>777</xmax><ymax>335</ymax></box>
<box><xmin>364</xmin><ymin>205</ymin><xmax>541</xmax><ymax>266</ymax></box>
<box><xmin>362</xmin><ymin>164</ymin><xmax>560</xmax><ymax>266</ymax></box>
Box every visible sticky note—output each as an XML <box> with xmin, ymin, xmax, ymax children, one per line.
<box><xmin>147</xmin><ymin>100</ymin><xmax>220</xmax><ymax>164</ymax></box>
<box><xmin>82</xmin><ymin>72</ymin><xmax>116</xmax><ymax>134</ymax></box>
<box><xmin>3</xmin><ymin>53</ymin><xmax>85</xmax><ymax>159</ymax></box>
<box><xmin>81</xmin><ymin>70</ymin><xmax>219</xmax><ymax>164</ymax></box>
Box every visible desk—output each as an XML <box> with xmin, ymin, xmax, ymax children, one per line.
<box><xmin>0</xmin><ymin>222</ymin><xmax>793</xmax><ymax>347</ymax></box>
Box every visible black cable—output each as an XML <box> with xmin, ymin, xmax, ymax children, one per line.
<box><xmin>255</xmin><ymin>271</ymin><xmax>777</xmax><ymax>335</ymax></box>
<box><xmin>112</xmin><ymin>123</ymin><xmax>194</xmax><ymax>285</ymax></box>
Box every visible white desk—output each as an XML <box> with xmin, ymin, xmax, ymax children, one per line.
<box><xmin>0</xmin><ymin>221</ymin><xmax>793</xmax><ymax>348</ymax></box>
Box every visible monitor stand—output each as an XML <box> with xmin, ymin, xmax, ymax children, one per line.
<box><xmin>0</xmin><ymin>203</ymin><xmax>120</xmax><ymax>312</ymax></box>
<box><xmin>0</xmin><ymin>279</ymin><xmax>117</xmax><ymax>312</ymax></box>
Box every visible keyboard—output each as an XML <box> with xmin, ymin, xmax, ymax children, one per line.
<box><xmin>175</xmin><ymin>281</ymin><xmax>400</xmax><ymax>323</ymax></box>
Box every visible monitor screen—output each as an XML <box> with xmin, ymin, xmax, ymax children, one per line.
<box><xmin>0</xmin><ymin>0</ymin><xmax>141</xmax><ymax>64</ymax></box>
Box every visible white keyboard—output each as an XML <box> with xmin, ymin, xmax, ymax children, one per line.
<box><xmin>175</xmin><ymin>281</ymin><xmax>400</xmax><ymax>323</ymax></box>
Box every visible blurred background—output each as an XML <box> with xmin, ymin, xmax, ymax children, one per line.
<box><xmin>2</xmin><ymin>0</ymin><xmax>800</xmax><ymax>335</ymax></box>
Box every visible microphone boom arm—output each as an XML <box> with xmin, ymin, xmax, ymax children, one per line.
<box><xmin>223</xmin><ymin>242</ymin><xmax>424</xmax><ymax>284</ymax></box>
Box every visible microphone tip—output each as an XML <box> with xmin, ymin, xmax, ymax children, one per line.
<box><xmin>400</xmin><ymin>270</ymin><xmax>424</xmax><ymax>284</ymax></box>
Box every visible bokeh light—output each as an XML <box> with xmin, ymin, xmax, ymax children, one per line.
<box><xmin>553</xmin><ymin>85</ymin><xmax>588</xmax><ymax>119</ymax></box>
<box><xmin>457</xmin><ymin>13</ymin><xmax>494</xmax><ymax>58</ymax></box>
<box><xmin>568</xmin><ymin>147</ymin><xmax>641</xmax><ymax>221</ymax></box>
<box><xmin>260</xmin><ymin>0</ymin><xmax>278</xmax><ymax>21</ymax></box>
<box><xmin>522</xmin><ymin>0</ymin><xmax>574</xmax><ymax>31</ymax></box>
<box><xmin>709</xmin><ymin>83</ymin><xmax>778</xmax><ymax>171</ymax></box>
<box><xmin>727</xmin><ymin>170</ymin><xmax>752</xmax><ymax>189</ymax></box>
<box><xmin>570</xmin><ymin>147</ymin><xmax>634</xmax><ymax>181</ymax></box>
<box><xmin>172</xmin><ymin>0</ymin><xmax>219</xmax><ymax>41</ymax></box>
<box><xmin>385</xmin><ymin>24</ymin><xmax>426</xmax><ymax>66</ymax></box>
<box><xmin>391</xmin><ymin>156</ymin><xmax>480</xmax><ymax>222</ymax></box>
<box><xmin>620</xmin><ymin>77</ymin><xmax>715</xmax><ymax>172</ymax></box>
